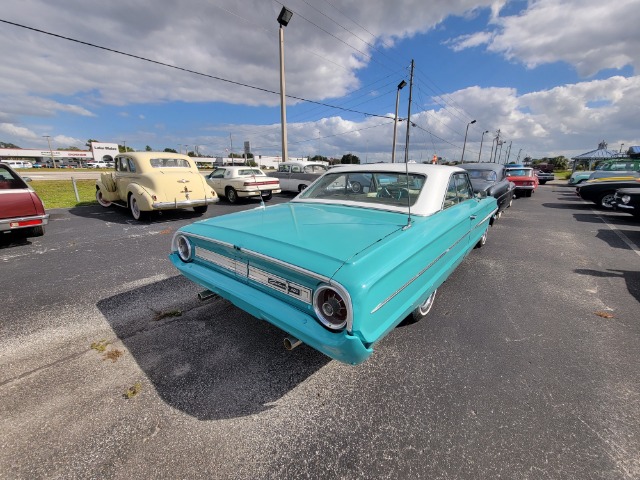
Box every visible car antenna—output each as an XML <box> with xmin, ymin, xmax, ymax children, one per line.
<box><xmin>254</xmin><ymin>170</ymin><xmax>266</xmax><ymax>209</ymax></box>
<box><xmin>402</xmin><ymin>59</ymin><xmax>414</xmax><ymax>231</ymax></box>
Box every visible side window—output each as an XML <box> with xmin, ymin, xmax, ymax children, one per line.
<box><xmin>443</xmin><ymin>176</ymin><xmax>458</xmax><ymax>209</ymax></box>
<box><xmin>456</xmin><ymin>174</ymin><xmax>473</xmax><ymax>200</ymax></box>
<box><xmin>211</xmin><ymin>168</ymin><xmax>225</xmax><ymax>178</ymax></box>
<box><xmin>117</xmin><ymin>158</ymin><xmax>129</xmax><ymax>172</ymax></box>
<box><xmin>127</xmin><ymin>159</ymin><xmax>136</xmax><ymax>173</ymax></box>
<box><xmin>292</xmin><ymin>165</ymin><xmax>301</xmax><ymax>173</ymax></box>
<box><xmin>278</xmin><ymin>165</ymin><xmax>290</xmax><ymax>173</ymax></box>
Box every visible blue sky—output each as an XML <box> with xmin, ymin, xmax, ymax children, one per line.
<box><xmin>1</xmin><ymin>0</ymin><xmax>638</xmax><ymax>162</ymax></box>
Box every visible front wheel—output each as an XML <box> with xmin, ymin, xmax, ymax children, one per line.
<box><xmin>96</xmin><ymin>189</ymin><xmax>111</xmax><ymax>207</ymax></box>
<box><xmin>129</xmin><ymin>195</ymin><xmax>147</xmax><ymax>220</ymax></box>
<box><xmin>226</xmin><ymin>187</ymin><xmax>238</xmax><ymax>204</ymax></box>
<box><xmin>405</xmin><ymin>289</ymin><xmax>437</xmax><ymax>324</ymax></box>
<box><xmin>598</xmin><ymin>192</ymin><xmax>615</xmax><ymax>209</ymax></box>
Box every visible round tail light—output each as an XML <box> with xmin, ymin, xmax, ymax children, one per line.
<box><xmin>313</xmin><ymin>285</ymin><xmax>350</xmax><ymax>330</ymax></box>
<box><xmin>175</xmin><ymin>234</ymin><xmax>193</xmax><ymax>262</ymax></box>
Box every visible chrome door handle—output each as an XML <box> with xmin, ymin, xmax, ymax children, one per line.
<box><xmin>470</xmin><ymin>215</ymin><xmax>477</xmax><ymax>220</ymax></box>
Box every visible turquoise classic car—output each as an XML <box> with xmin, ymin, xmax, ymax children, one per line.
<box><xmin>170</xmin><ymin>164</ymin><xmax>497</xmax><ymax>365</ymax></box>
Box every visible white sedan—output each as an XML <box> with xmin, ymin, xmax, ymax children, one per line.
<box><xmin>205</xmin><ymin>166</ymin><xmax>281</xmax><ymax>203</ymax></box>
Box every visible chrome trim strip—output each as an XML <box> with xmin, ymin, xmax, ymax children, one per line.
<box><xmin>182</xmin><ymin>232</ymin><xmax>332</xmax><ymax>284</ymax></box>
<box><xmin>178</xmin><ymin>232</ymin><xmax>352</xmax><ymax>332</ymax></box>
<box><xmin>0</xmin><ymin>213</ymin><xmax>50</xmax><ymax>231</ymax></box>
<box><xmin>153</xmin><ymin>197</ymin><xmax>218</xmax><ymax>208</ymax></box>
<box><xmin>371</xmin><ymin>208</ymin><xmax>497</xmax><ymax>314</ymax></box>
<box><xmin>248</xmin><ymin>266</ymin><xmax>312</xmax><ymax>304</ymax></box>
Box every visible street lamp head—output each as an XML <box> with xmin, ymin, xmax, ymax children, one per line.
<box><xmin>397</xmin><ymin>80</ymin><xmax>407</xmax><ymax>90</ymax></box>
<box><xmin>277</xmin><ymin>6</ymin><xmax>293</xmax><ymax>26</ymax></box>
<box><xmin>469</xmin><ymin>119</ymin><xmax>477</xmax><ymax>125</ymax></box>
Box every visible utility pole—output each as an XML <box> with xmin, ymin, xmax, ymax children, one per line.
<box><xmin>403</xmin><ymin>60</ymin><xmax>414</xmax><ymax>164</ymax></box>
<box><xmin>492</xmin><ymin>129</ymin><xmax>501</xmax><ymax>163</ymax></box>
<box><xmin>43</xmin><ymin>135</ymin><xmax>56</xmax><ymax>168</ymax></box>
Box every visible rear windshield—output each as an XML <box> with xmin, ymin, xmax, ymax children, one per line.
<box><xmin>299</xmin><ymin>171</ymin><xmax>425</xmax><ymax>207</ymax></box>
<box><xmin>237</xmin><ymin>169</ymin><xmax>265</xmax><ymax>176</ymax></box>
<box><xmin>149</xmin><ymin>158</ymin><xmax>191</xmax><ymax>168</ymax></box>
<box><xmin>0</xmin><ymin>164</ymin><xmax>28</xmax><ymax>189</ymax></box>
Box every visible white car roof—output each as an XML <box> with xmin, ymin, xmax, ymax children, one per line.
<box><xmin>292</xmin><ymin>163</ymin><xmax>466</xmax><ymax>216</ymax></box>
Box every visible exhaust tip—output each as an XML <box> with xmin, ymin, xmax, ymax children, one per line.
<box><xmin>198</xmin><ymin>289</ymin><xmax>216</xmax><ymax>301</ymax></box>
<box><xmin>284</xmin><ymin>336</ymin><xmax>302</xmax><ymax>351</ymax></box>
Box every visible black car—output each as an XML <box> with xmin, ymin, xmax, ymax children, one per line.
<box><xmin>576</xmin><ymin>177</ymin><xmax>640</xmax><ymax>208</ymax></box>
<box><xmin>459</xmin><ymin>163</ymin><xmax>515</xmax><ymax>220</ymax></box>
<box><xmin>611</xmin><ymin>188</ymin><xmax>640</xmax><ymax>218</ymax></box>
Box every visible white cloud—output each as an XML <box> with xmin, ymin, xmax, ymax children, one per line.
<box><xmin>450</xmin><ymin>0</ymin><xmax>639</xmax><ymax>76</ymax></box>
<box><xmin>0</xmin><ymin>0</ymin><xmax>637</xmax><ymax>157</ymax></box>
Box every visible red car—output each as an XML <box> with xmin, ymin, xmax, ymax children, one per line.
<box><xmin>0</xmin><ymin>162</ymin><xmax>49</xmax><ymax>238</ymax></box>
<box><xmin>505</xmin><ymin>166</ymin><xmax>539</xmax><ymax>197</ymax></box>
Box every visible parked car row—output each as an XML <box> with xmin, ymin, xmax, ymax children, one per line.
<box><xmin>575</xmin><ymin>175</ymin><xmax>640</xmax><ymax>215</ymax></box>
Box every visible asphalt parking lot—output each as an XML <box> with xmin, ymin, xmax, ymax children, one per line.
<box><xmin>1</xmin><ymin>183</ymin><xmax>639</xmax><ymax>479</ymax></box>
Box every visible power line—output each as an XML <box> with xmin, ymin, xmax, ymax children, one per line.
<box><xmin>0</xmin><ymin>18</ymin><xmax>392</xmax><ymax>121</ymax></box>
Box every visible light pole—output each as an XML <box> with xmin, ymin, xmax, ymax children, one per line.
<box><xmin>277</xmin><ymin>6</ymin><xmax>293</xmax><ymax>165</ymax></box>
<box><xmin>43</xmin><ymin>135</ymin><xmax>56</xmax><ymax>168</ymax></box>
<box><xmin>497</xmin><ymin>140</ymin><xmax>505</xmax><ymax>163</ymax></box>
<box><xmin>391</xmin><ymin>80</ymin><xmax>407</xmax><ymax>163</ymax></box>
<box><xmin>478</xmin><ymin>130</ymin><xmax>489</xmax><ymax>162</ymax></box>
<box><xmin>460</xmin><ymin>119</ymin><xmax>476</xmax><ymax>163</ymax></box>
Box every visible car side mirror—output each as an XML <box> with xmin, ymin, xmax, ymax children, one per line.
<box><xmin>476</xmin><ymin>190</ymin><xmax>487</xmax><ymax>199</ymax></box>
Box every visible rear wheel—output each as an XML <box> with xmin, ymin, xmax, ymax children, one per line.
<box><xmin>193</xmin><ymin>205</ymin><xmax>208</xmax><ymax>214</ymax></box>
<box><xmin>96</xmin><ymin>189</ymin><xmax>111</xmax><ymax>207</ymax></box>
<box><xmin>404</xmin><ymin>289</ymin><xmax>437</xmax><ymax>324</ymax></box>
<box><xmin>27</xmin><ymin>225</ymin><xmax>45</xmax><ymax>237</ymax></box>
<box><xmin>298</xmin><ymin>184</ymin><xmax>307</xmax><ymax>193</ymax></box>
<box><xmin>598</xmin><ymin>192</ymin><xmax>616</xmax><ymax>209</ymax></box>
<box><xmin>261</xmin><ymin>191</ymin><xmax>273</xmax><ymax>201</ymax></box>
<box><xmin>129</xmin><ymin>195</ymin><xmax>147</xmax><ymax>220</ymax></box>
<box><xmin>226</xmin><ymin>187</ymin><xmax>238</xmax><ymax>204</ymax></box>
<box><xmin>475</xmin><ymin>228</ymin><xmax>488</xmax><ymax>248</ymax></box>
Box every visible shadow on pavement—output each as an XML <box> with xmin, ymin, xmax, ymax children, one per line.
<box><xmin>97</xmin><ymin>275</ymin><xmax>329</xmax><ymax>420</ymax></box>
<box><xmin>574</xmin><ymin>268</ymin><xmax>640</xmax><ymax>304</ymax></box>
<box><xmin>0</xmin><ymin>231</ymin><xmax>32</xmax><ymax>249</ymax></box>
<box><xmin>67</xmin><ymin>204</ymin><xmax>207</xmax><ymax>225</ymax></box>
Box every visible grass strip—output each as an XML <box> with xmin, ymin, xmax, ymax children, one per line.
<box><xmin>30</xmin><ymin>180</ymin><xmax>98</xmax><ymax>209</ymax></box>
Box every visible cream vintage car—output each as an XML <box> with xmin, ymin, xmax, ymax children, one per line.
<box><xmin>95</xmin><ymin>152</ymin><xmax>218</xmax><ymax>220</ymax></box>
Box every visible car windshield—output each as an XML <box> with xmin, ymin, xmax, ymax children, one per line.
<box><xmin>506</xmin><ymin>169</ymin><xmax>532</xmax><ymax>177</ymax></box>
<box><xmin>149</xmin><ymin>158</ymin><xmax>191</xmax><ymax>168</ymax></box>
<box><xmin>466</xmin><ymin>169</ymin><xmax>497</xmax><ymax>181</ymax></box>
<box><xmin>298</xmin><ymin>171</ymin><xmax>426</xmax><ymax>207</ymax></box>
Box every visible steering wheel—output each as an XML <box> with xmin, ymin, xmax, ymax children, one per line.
<box><xmin>377</xmin><ymin>187</ymin><xmax>392</xmax><ymax>198</ymax></box>
<box><xmin>396</xmin><ymin>188</ymin><xmax>409</xmax><ymax>200</ymax></box>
